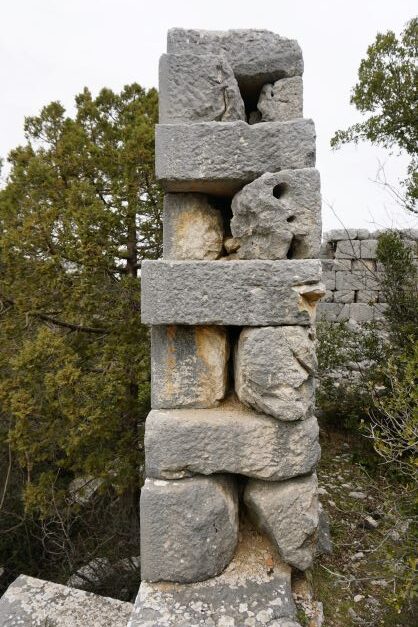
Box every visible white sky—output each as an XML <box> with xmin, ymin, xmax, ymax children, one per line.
<box><xmin>1</xmin><ymin>0</ymin><xmax>417</xmax><ymax>233</ymax></box>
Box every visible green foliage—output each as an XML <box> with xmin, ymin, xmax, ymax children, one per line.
<box><xmin>0</xmin><ymin>84</ymin><xmax>162</xmax><ymax>593</ymax></box>
<box><xmin>331</xmin><ymin>18</ymin><xmax>418</xmax><ymax>211</ymax></box>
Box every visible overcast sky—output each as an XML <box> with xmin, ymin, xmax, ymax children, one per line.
<box><xmin>2</xmin><ymin>0</ymin><xmax>417</xmax><ymax>233</ymax></box>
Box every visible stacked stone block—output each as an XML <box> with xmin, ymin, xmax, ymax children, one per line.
<box><xmin>135</xmin><ymin>28</ymin><xmax>324</xmax><ymax>626</ymax></box>
<box><xmin>318</xmin><ymin>228</ymin><xmax>418</xmax><ymax>324</ymax></box>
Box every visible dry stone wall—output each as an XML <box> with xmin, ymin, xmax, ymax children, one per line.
<box><xmin>133</xmin><ymin>28</ymin><xmax>325</xmax><ymax>627</ymax></box>
<box><xmin>318</xmin><ymin>228</ymin><xmax>418</xmax><ymax>325</ymax></box>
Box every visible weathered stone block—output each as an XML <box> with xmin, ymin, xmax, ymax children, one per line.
<box><xmin>235</xmin><ymin>327</ymin><xmax>316</xmax><ymax>421</ymax></box>
<box><xmin>335</xmin><ymin>239</ymin><xmax>361</xmax><ymax>259</ymax></box>
<box><xmin>357</xmin><ymin>228</ymin><xmax>371</xmax><ymax>240</ymax></box>
<box><xmin>317</xmin><ymin>303</ymin><xmax>349</xmax><ymax>322</ymax></box>
<box><xmin>321</xmin><ymin>259</ymin><xmax>352</xmax><ymax>272</ymax></box>
<box><xmin>145</xmin><ymin>405</ymin><xmax>320</xmax><ymax>481</ymax></box>
<box><xmin>155</xmin><ymin>119</ymin><xmax>316</xmax><ymax>195</ymax></box>
<box><xmin>130</xmin><ymin>522</ymin><xmax>298</xmax><ymax>626</ymax></box>
<box><xmin>356</xmin><ymin>290</ymin><xmax>378</xmax><ymax>304</ymax></box>
<box><xmin>140</xmin><ymin>476</ymin><xmax>238</xmax><ymax>583</ymax></box>
<box><xmin>352</xmin><ymin>258</ymin><xmax>376</xmax><ymax>272</ymax></box>
<box><xmin>336</xmin><ymin>270</ymin><xmax>379</xmax><ymax>291</ymax></box>
<box><xmin>0</xmin><ymin>575</ymin><xmax>132</xmax><ymax>627</ymax></box>
<box><xmin>323</xmin><ymin>290</ymin><xmax>334</xmax><ymax>302</ymax></box>
<box><xmin>257</xmin><ymin>77</ymin><xmax>303</xmax><ymax>122</ymax></box>
<box><xmin>322</xmin><ymin>271</ymin><xmax>336</xmax><ymax>290</ymax></box>
<box><xmin>159</xmin><ymin>53</ymin><xmax>245</xmax><ymax>123</ymax></box>
<box><xmin>167</xmin><ymin>28</ymin><xmax>304</xmax><ymax>97</ymax></box>
<box><xmin>230</xmin><ymin>168</ymin><xmax>321</xmax><ymax>259</ymax></box>
<box><xmin>141</xmin><ymin>259</ymin><xmax>324</xmax><ymax>326</ymax></box>
<box><xmin>334</xmin><ymin>290</ymin><xmax>355</xmax><ymax>303</ymax></box>
<box><xmin>325</xmin><ymin>228</ymin><xmax>358</xmax><ymax>241</ymax></box>
<box><xmin>163</xmin><ymin>193</ymin><xmax>224</xmax><ymax>260</ymax></box>
<box><xmin>244</xmin><ymin>474</ymin><xmax>318</xmax><ymax>571</ymax></box>
<box><xmin>151</xmin><ymin>325</ymin><xmax>229</xmax><ymax>409</ymax></box>
<box><xmin>349</xmin><ymin>303</ymin><xmax>380</xmax><ymax>322</ymax></box>
<box><xmin>360</xmin><ymin>239</ymin><xmax>378</xmax><ymax>259</ymax></box>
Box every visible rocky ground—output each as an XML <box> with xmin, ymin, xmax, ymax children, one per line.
<box><xmin>299</xmin><ymin>423</ymin><xmax>416</xmax><ymax>626</ymax></box>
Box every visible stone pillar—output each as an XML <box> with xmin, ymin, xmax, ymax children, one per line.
<box><xmin>131</xmin><ymin>28</ymin><xmax>324</xmax><ymax>627</ymax></box>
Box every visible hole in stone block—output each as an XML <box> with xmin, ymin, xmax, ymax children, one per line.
<box><xmin>272</xmin><ymin>182</ymin><xmax>288</xmax><ymax>199</ymax></box>
<box><xmin>286</xmin><ymin>215</ymin><xmax>296</xmax><ymax>223</ymax></box>
<box><xmin>286</xmin><ymin>235</ymin><xmax>305</xmax><ymax>259</ymax></box>
<box><xmin>236</xmin><ymin>78</ymin><xmax>270</xmax><ymax>123</ymax></box>
<box><xmin>226</xmin><ymin>326</ymin><xmax>242</xmax><ymax>396</ymax></box>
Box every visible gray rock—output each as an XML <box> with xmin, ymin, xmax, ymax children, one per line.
<box><xmin>321</xmin><ymin>259</ymin><xmax>352</xmax><ymax>272</ymax></box>
<box><xmin>326</xmin><ymin>228</ymin><xmax>358</xmax><ymax>241</ymax></box>
<box><xmin>257</xmin><ymin>77</ymin><xmax>303</xmax><ymax>122</ymax></box>
<box><xmin>156</xmin><ymin>119</ymin><xmax>316</xmax><ymax>195</ymax></box>
<box><xmin>230</xmin><ymin>168</ymin><xmax>321</xmax><ymax>259</ymax></box>
<box><xmin>317</xmin><ymin>504</ymin><xmax>332</xmax><ymax>555</ymax></box>
<box><xmin>141</xmin><ymin>259</ymin><xmax>324</xmax><ymax>326</ymax></box>
<box><xmin>235</xmin><ymin>326</ymin><xmax>316</xmax><ymax>421</ymax></box>
<box><xmin>360</xmin><ymin>239</ymin><xmax>378</xmax><ymax>259</ymax></box>
<box><xmin>0</xmin><ymin>575</ymin><xmax>132</xmax><ymax>627</ymax></box>
<box><xmin>163</xmin><ymin>193</ymin><xmax>224</xmax><ymax>260</ymax></box>
<box><xmin>322</xmin><ymin>290</ymin><xmax>334</xmax><ymax>302</ymax></box>
<box><xmin>335</xmin><ymin>239</ymin><xmax>361</xmax><ymax>259</ymax></box>
<box><xmin>145</xmin><ymin>405</ymin><xmax>320</xmax><ymax>481</ymax></box>
<box><xmin>352</xmin><ymin>258</ymin><xmax>376</xmax><ymax>271</ymax></box>
<box><xmin>349</xmin><ymin>303</ymin><xmax>379</xmax><ymax>323</ymax></box>
<box><xmin>357</xmin><ymin>228</ymin><xmax>370</xmax><ymax>240</ymax></box>
<box><xmin>322</xmin><ymin>271</ymin><xmax>336</xmax><ymax>290</ymax></box>
<box><xmin>151</xmin><ymin>325</ymin><xmax>229</xmax><ymax>409</ymax></box>
<box><xmin>140</xmin><ymin>476</ymin><xmax>238</xmax><ymax>583</ymax></box>
<box><xmin>316</xmin><ymin>303</ymin><xmax>344</xmax><ymax>322</ymax></box>
<box><xmin>129</xmin><ymin>521</ymin><xmax>298</xmax><ymax>626</ymax></box>
<box><xmin>334</xmin><ymin>290</ymin><xmax>355</xmax><ymax>303</ymax></box>
<box><xmin>167</xmin><ymin>28</ymin><xmax>304</xmax><ymax>99</ymax></box>
<box><xmin>356</xmin><ymin>290</ymin><xmax>378</xmax><ymax>303</ymax></box>
<box><xmin>335</xmin><ymin>270</ymin><xmax>379</xmax><ymax>291</ymax></box>
<box><xmin>244</xmin><ymin>474</ymin><xmax>319</xmax><ymax>571</ymax></box>
<box><xmin>159</xmin><ymin>53</ymin><xmax>245</xmax><ymax>124</ymax></box>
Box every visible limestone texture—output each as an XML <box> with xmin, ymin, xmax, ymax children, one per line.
<box><xmin>159</xmin><ymin>53</ymin><xmax>245</xmax><ymax>123</ymax></box>
<box><xmin>231</xmin><ymin>168</ymin><xmax>321</xmax><ymax>259</ymax></box>
<box><xmin>163</xmin><ymin>193</ymin><xmax>224</xmax><ymax>260</ymax></box>
<box><xmin>167</xmin><ymin>28</ymin><xmax>304</xmax><ymax>97</ymax></box>
<box><xmin>156</xmin><ymin>119</ymin><xmax>316</xmax><ymax>195</ymax></box>
<box><xmin>235</xmin><ymin>326</ymin><xmax>316</xmax><ymax>421</ymax></box>
<box><xmin>257</xmin><ymin>77</ymin><xmax>303</xmax><ymax>122</ymax></box>
<box><xmin>140</xmin><ymin>476</ymin><xmax>238</xmax><ymax>583</ymax></box>
<box><xmin>244</xmin><ymin>474</ymin><xmax>319</xmax><ymax>570</ymax></box>
<box><xmin>151</xmin><ymin>325</ymin><xmax>229</xmax><ymax>409</ymax></box>
<box><xmin>141</xmin><ymin>259</ymin><xmax>324</xmax><ymax>326</ymax></box>
<box><xmin>145</xmin><ymin>404</ymin><xmax>320</xmax><ymax>481</ymax></box>
<box><xmin>0</xmin><ymin>575</ymin><xmax>132</xmax><ymax>627</ymax></box>
<box><xmin>129</xmin><ymin>521</ymin><xmax>299</xmax><ymax>626</ymax></box>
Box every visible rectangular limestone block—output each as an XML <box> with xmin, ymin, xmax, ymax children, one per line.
<box><xmin>321</xmin><ymin>259</ymin><xmax>352</xmax><ymax>272</ymax></box>
<box><xmin>159</xmin><ymin>53</ymin><xmax>245</xmax><ymax>123</ymax></box>
<box><xmin>360</xmin><ymin>239</ymin><xmax>378</xmax><ymax>259</ymax></box>
<box><xmin>167</xmin><ymin>29</ymin><xmax>304</xmax><ymax>97</ymax></box>
<box><xmin>336</xmin><ymin>270</ymin><xmax>379</xmax><ymax>291</ymax></box>
<box><xmin>335</xmin><ymin>239</ymin><xmax>361</xmax><ymax>259</ymax></box>
<box><xmin>322</xmin><ymin>271</ymin><xmax>336</xmax><ymax>290</ymax></box>
<box><xmin>151</xmin><ymin>325</ymin><xmax>229</xmax><ymax>409</ymax></box>
<box><xmin>141</xmin><ymin>259</ymin><xmax>324</xmax><ymax>326</ymax></box>
<box><xmin>163</xmin><ymin>193</ymin><xmax>224</xmax><ymax>260</ymax></box>
<box><xmin>323</xmin><ymin>290</ymin><xmax>334</xmax><ymax>302</ymax></box>
<box><xmin>317</xmin><ymin>303</ymin><xmax>348</xmax><ymax>322</ymax></box>
<box><xmin>140</xmin><ymin>475</ymin><xmax>238</xmax><ymax>583</ymax></box>
<box><xmin>334</xmin><ymin>290</ymin><xmax>355</xmax><ymax>303</ymax></box>
<box><xmin>257</xmin><ymin>77</ymin><xmax>303</xmax><ymax>122</ymax></box>
<box><xmin>349</xmin><ymin>303</ymin><xmax>385</xmax><ymax>322</ymax></box>
<box><xmin>352</xmin><ymin>259</ymin><xmax>376</xmax><ymax>272</ymax></box>
<box><xmin>325</xmin><ymin>228</ymin><xmax>359</xmax><ymax>242</ymax></box>
<box><xmin>356</xmin><ymin>290</ymin><xmax>378</xmax><ymax>303</ymax></box>
<box><xmin>145</xmin><ymin>406</ymin><xmax>320</xmax><ymax>481</ymax></box>
<box><xmin>155</xmin><ymin>120</ymin><xmax>316</xmax><ymax>195</ymax></box>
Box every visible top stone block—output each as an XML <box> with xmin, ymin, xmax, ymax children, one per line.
<box><xmin>167</xmin><ymin>29</ymin><xmax>303</xmax><ymax>98</ymax></box>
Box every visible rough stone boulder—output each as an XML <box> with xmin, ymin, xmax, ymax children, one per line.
<box><xmin>156</xmin><ymin>119</ymin><xmax>316</xmax><ymax>195</ymax></box>
<box><xmin>151</xmin><ymin>325</ymin><xmax>229</xmax><ymax>409</ymax></box>
<box><xmin>140</xmin><ymin>475</ymin><xmax>238</xmax><ymax>583</ymax></box>
<box><xmin>145</xmin><ymin>403</ymin><xmax>320</xmax><ymax>481</ymax></box>
<box><xmin>0</xmin><ymin>575</ymin><xmax>133</xmax><ymax>627</ymax></box>
<box><xmin>141</xmin><ymin>259</ymin><xmax>324</xmax><ymax>326</ymax></box>
<box><xmin>231</xmin><ymin>168</ymin><xmax>321</xmax><ymax>259</ymax></box>
<box><xmin>257</xmin><ymin>76</ymin><xmax>303</xmax><ymax>122</ymax></box>
<box><xmin>159</xmin><ymin>53</ymin><xmax>245</xmax><ymax>123</ymax></box>
<box><xmin>244</xmin><ymin>473</ymin><xmax>319</xmax><ymax>571</ymax></box>
<box><xmin>163</xmin><ymin>193</ymin><xmax>224</xmax><ymax>260</ymax></box>
<box><xmin>235</xmin><ymin>326</ymin><xmax>317</xmax><ymax>421</ymax></box>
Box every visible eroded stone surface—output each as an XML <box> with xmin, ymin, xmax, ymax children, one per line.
<box><xmin>231</xmin><ymin>169</ymin><xmax>321</xmax><ymax>259</ymax></box>
<box><xmin>140</xmin><ymin>476</ymin><xmax>238</xmax><ymax>583</ymax></box>
<box><xmin>159</xmin><ymin>53</ymin><xmax>245</xmax><ymax>123</ymax></box>
<box><xmin>156</xmin><ymin>120</ymin><xmax>316</xmax><ymax>195</ymax></box>
<box><xmin>141</xmin><ymin>259</ymin><xmax>324</xmax><ymax>326</ymax></box>
<box><xmin>257</xmin><ymin>77</ymin><xmax>303</xmax><ymax>122</ymax></box>
<box><xmin>145</xmin><ymin>401</ymin><xmax>320</xmax><ymax>481</ymax></box>
<box><xmin>163</xmin><ymin>193</ymin><xmax>224</xmax><ymax>260</ymax></box>
<box><xmin>151</xmin><ymin>325</ymin><xmax>229</xmax><ymax>409</ymax></box>
<box><xmin>235</xmin><ymin>326</ymin><xmax>316</xmax><ymax>421</ymax></box>
<box><xmin>244</xmin><ymin>474</ymin><xmax>319</xmax><ymax>571</ymax></box>
<box><xmin>0</xmin><ymin>575</ymin><xmax>132</xmax><ymax>627</ymax></box>
<box><xmin>167</xmin><ymin>28</ymin><xmax>304</xmax><ymax>97</ymax></box>
<box><xmin>129</xmin><ymin>521</ymin><xmax>299</xmax><ymax>626</ymax></box>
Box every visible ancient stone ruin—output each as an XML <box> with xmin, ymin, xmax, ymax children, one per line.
<box><xmin>132</xmin><ymin>28</ymin><xmax>325</xmax><ymax>626</ymax></box>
